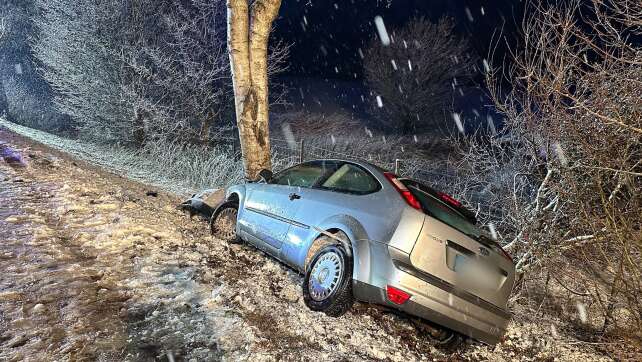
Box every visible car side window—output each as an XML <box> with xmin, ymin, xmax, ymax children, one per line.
<box><xmin>271</xmin><ymin>161</ymin><xmax>333</xmax><ymax>188</ymax></box>
<box><xmin>321</xmin><ymin>163</ymin><xmax>380</xmax><ymax>194</ymax></box>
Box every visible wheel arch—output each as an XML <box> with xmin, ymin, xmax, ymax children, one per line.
<box><xmin>225</xmin><ymin>184</ymin><xmax>245</xmax><ymax>205</ymax></box>
<box><xmin>303</xmin><ymin>215</ymin><xmax>373</xmax><ymax>285</ymax></box>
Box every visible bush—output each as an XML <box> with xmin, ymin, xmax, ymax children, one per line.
<box><xmin>31</xmin><ymin>0</ymin><xmax>287</xmax><ymax>145</ymax></box>
<box><xmin>451</xmin><ymin>0</ymin><xmax>642</xmax><ymax>335</ymax></box>
<box><xmin>0</xmin><ymin>0</ymin><xmax>64</xmax><ymax>131</ymax></box>
<box><xmin>363</xmin><ymin>17</ymin><xmax>475</xmax><ymax>134</ymax></box>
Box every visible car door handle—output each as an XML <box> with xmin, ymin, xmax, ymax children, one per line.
<box><xmin>289</xmin><ymin>193</ymin><xmax>301</xmax><ymax>201</ymax></box>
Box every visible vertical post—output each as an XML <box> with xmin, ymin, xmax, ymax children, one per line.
<box><xmin>299</xmin><ymin>139</ymin><xmax>305</xmax><ymax>163</ymax></box>
<box><xmin>395</xmin><ymin>159</ymin><xmax>401</xmax><ymax>174</ymax></box>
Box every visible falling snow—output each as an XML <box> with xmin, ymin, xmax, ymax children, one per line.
<box><xmin>376</xmin><ymin>95</ymin><xmax>383</xmax><ymax>108</ymax></box>
<box><xmin>483</xmin><ymin>59</ymin><xmax>491</xmax><ymax>73</ymax></box>
<box><xmin>488</xmin><ymin>223</ymin><xmax>498</xmax><ymax>240</ymax></box>
<box><xmin>487</xmin><ymin>115</ymin><xmax>497</xmax><ymax>134</ymax></box>
<box><xmin>452</xmin><ymin>112</ymin><xmax>464</xmax><ymax>133</ymax></box>
<box><xmin>374</xmin><ymin>16</ymin><xmax>391</xmax><ymax>46</ymax></box>
<box><xmin>554</xmin><ymin>143</ymin><xmax>569</xmax><ymax>166</ymax></box>
<box><xmin>465</xmin><ymin>7</ymin><xmax>474</xmax><ymax>22</ymax></box>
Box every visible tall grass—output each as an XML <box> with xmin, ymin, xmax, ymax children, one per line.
<box><xmin>1</xmin><ymin>117</ymin><xmax>245</xmax><ymax>195</ymax></box>
<box><xmin>2</xmin><ymin>114</ymin><xmax>457</xmax><ymax>198</ymax></box>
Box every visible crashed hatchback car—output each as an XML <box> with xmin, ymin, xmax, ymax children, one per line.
<box><xmin>210</xmin><ymin>159</ymin><xmax>515</xmax><ymax>344</ymax></box>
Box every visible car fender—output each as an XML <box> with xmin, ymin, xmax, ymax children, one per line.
<box><xmin>225</xmin><ymin>184</ymin><xmax>247</xmax><ymax>207</ymax></box>
<box><xmin>223</xmin><ymin>184</ymin><xmax>247</xmax><ymax>233</ymax></box>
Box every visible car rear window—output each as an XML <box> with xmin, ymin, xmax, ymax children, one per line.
<box><xmin>403</xmin><ymin>181</ymin><xmax>482</xmax><ymax>240</ymax></box>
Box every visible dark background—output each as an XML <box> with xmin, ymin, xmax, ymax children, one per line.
<box><xmin>273</xmin><ymin>0</ymin><xmax>526</xmax><ymax>80</ymax></box>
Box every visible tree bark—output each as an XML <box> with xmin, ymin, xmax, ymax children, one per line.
<box><xmin>132</xmin><ymin>108</ymin><xmax>147</xmax><ymax>147</ymax></box>
<box><xmin>227</xmin><ymin>0</ymin><xmax>281</xmax><ymax>180</ymax></box>
<box><xmin>200</xmin><ymin>109</ymin><xmax>213</xmax><ymax>143</ymax></box>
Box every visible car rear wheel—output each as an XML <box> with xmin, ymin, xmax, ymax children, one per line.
<box><xmin>209</xmin><ymin>201</ymin><xmax>240</xmax><ymax>243</ymax></box>
<box><xmin>411</xmin><ymin>318</ymin><xmax>464</xmax><ymax>348</ymax></box>
<box><xmin>303</xmin><ymin>244</ymin><xmax>353</xmax><ymax>317</ymax></box>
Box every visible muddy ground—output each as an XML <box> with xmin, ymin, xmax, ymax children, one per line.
<box><xmin>0</xmin><ymin>128</ymin><xmax>636</xmax><ymax>361</ymax></box>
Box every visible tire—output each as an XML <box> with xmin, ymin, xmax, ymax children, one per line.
<box><xmin>411</xmin><ymin>318</ymin><xmax>464</xmax><ymax>348</ymax></box>
<box><xmin>209</xmin><ymin>201</ymin><xmax>240</xmax><ymax>243</ymax></box>
<box><xmin>303</xmin><ymin>244</ymin><xmax>354</xmax><ymax>317</ymax></box>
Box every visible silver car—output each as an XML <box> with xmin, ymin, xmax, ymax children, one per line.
<box><xmin>210</xmin><ymin>159</ymin><xmax>515</xmax><ymax>345</ymax></box>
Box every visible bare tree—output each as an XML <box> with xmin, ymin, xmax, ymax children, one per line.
<box><xmin>364</xmin><ymin>17</ymin><xmax>475</xmax><ymax>134</ymax></box>
<box><xmin>119</xmin><ymin>0</ymin><xmax>234</xmax><ymax>145</ymax></box>
<box><xmin>450</xmin><ymin>0</ymin><xmax>641</xmax><ymax>333</ymax></box>
<box><xmin>0</xmin><ymin>0</ymin><xmax>61</xmax><ymax>129</ymax></box>
<box><xmin>32</xmin><ymin>0</ymin><xmax>287</xmax><ymax>148</ymax></box>
<box><xmin>32</xmin><ymin>0</ymin><xmax>130</xmax><ymax>141</ymax></box>
<box><xmin>227</xmin><ymin>0</ymin><xmax>282</xmax><ymax>179</ymax></box>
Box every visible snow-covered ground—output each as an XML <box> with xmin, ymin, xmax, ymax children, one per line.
<box><xmin>1</xmin><ymin>125</ymin><xmax>635</xmax><ymax>361</ymax></box>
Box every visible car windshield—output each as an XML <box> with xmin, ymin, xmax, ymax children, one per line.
<box><xmin>404</xmin><ymin>182</ymin><xmax>482</xmax><ymax>240</ymax></box>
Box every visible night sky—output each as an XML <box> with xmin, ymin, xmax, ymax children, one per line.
<box><xmin>273</xmin><ymin>0</ymin><xmax>526</xmax><ymax>80</ymax></box>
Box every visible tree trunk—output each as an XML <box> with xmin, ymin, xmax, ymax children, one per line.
<box><xmin>227</xmin><ymin>0</ymin><xmax>281</xmax><ymax>180</ymax></box>
<box><xmin>200</xmin><ymin>109</ymin><xmax>213</xmax><ymax>144</ymax></box>
<box><xmin>132</xmin><ymin>108</ymin><xmax>147</xmax><ymax>147</ymax></box>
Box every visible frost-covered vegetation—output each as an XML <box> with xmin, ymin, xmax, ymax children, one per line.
<box><xmin>0</xmin><ymin>117</ymin><xmax>245</xmax><ymax>195</ymax></box>
<box><xmin>28</xmin><ymin>0</ymin><xmax>287</xmax><ymax>144</ymax></box>
<box><xmin>364</xmin><ymin>16</ymin><xmax>476</xmax><ymax>134</ymax></box>
<box><xmin>449</xmin><ymin>0</ymin><xmax>642</xmax><ymax>338</ymax></box>
<box><xmin>0</xmin><ymin>0</ymin><xmax>65</xmax><ymax>130</ymax></box>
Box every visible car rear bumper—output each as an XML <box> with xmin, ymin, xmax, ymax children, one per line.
<box><xmin>352</xmin><ymin>246</ymin><xmax>511</xmax><ymax>345</ymax></box>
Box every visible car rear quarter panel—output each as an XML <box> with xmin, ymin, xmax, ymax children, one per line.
<box><xmin>283</xmin><ymin>213</ymin><xmax>369</xmax><ymax>273</ymax></box>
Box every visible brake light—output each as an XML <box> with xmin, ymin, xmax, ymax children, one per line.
<box><xmin>436</xmin><ymin>191</ymin><xmax>462</xmax><ymax>208</ymax></box>
<box><xmin>383</xmin><ymin>172</ymin><xmax>422</xmax><ymax>210</ymax></box>
<box><xmin>386</xmin><ymin>285</ymin><xmax>411</xmax><ymax>305</ymax></box>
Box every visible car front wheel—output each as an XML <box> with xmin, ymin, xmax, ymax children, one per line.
<box><xmin>209</xmin><ymin>201</ymin><xmax>240</xmax><ymax>243</ymax></box>
<box><xmin>303</xmin><ymin>244</ymin><xmax>353</xmax><ymax>317</ymax></box>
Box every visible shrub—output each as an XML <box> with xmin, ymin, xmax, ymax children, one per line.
<box><xmin>363</xmin><ymin>17</ymin><xmax>475</xmax><ymax>134</ymax></box>
<box><xmin>31</xmin><ymin>0</ymin><xmax>287</xmax><ymax>145</ymax></box>
<box><xmin>451</xmin><ymin>0</ymin><xmax>642</xmax><ymax>334</ymax></box>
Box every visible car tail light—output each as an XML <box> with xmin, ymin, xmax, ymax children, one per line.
<box><xmin>386</xmin><ymin>285</ymin><xmax>411</xmax><ymax>305</ymax></box>
<box><xmin>436</xmin><ymin>191</ymin><xmax>462</xmax><ymax>208</ymax></box>
<box><xmin>383</xmin><ymin>172</ymin><xmax>422</xmax><ymax>211</ymax></box>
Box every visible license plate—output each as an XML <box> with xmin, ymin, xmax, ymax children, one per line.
<box><xmin>455</xmin><ymin>254</ymin><xmax>499</xmax><ymax>289</ymax></box>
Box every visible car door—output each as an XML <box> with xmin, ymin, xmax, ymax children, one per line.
<box><xmin>280</xmin><ymin>162</ymin><xmax>389</xmax><ymax>269</ymax></box>
<box><xmin>239</xmin><ymin>161</ymin><xmax>334</xmax><ymax>255</ymax></box>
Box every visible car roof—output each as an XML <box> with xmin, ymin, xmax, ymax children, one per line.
<box><xmin>299</xmin><ymin>159</ymin><xmax>475</xmax><ymax>222</ymax></box>
<box><xmin>303</xmin><ymin>158</ymin><xmax>390</xmax><ymax>173</ymax></box>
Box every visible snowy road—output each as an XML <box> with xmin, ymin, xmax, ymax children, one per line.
<box><xmin>0</xmin><ymin>129</ymin><xmax>623</xmax><ymax>361</ymax></box>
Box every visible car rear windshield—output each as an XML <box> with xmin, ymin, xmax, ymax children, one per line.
<box><xmin>402</xmin><ymin>180</ymin><xmax>482</xmax><ymax>240</ymax></box>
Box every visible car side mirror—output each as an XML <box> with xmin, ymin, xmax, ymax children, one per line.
<box><xmin>257</xmin><ymin>169</ymin><xmax>273</xmax><ymax>183</ymax></box>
